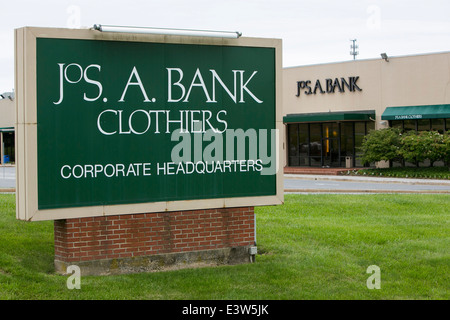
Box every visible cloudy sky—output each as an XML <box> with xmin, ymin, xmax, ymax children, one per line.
<box><xmin>1</xmin><ymin>0</ymin><xmax>450</xmax><ymax>92</ymax></box>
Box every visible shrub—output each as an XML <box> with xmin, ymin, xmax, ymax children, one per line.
<box><xmin>359</xmin><ymin>128</ymin><xmax>450</xmax><ymax>167</ymax></box>
<box><xmin>443</xmin><ymin>131</ymin><xmax>450</xmax><ymax>165</ymax></box>
<box><xmin>359</xmin><ymin>127</ymin><xmax>403</xmax><ymax>164</ymax></box>
<box><xmin>398</xmin><ymin>131</ymin><xmax>424</xmax><ymax>166</ymax></box>
<box><xmin>419</xmin><ymin>131</ymin><xmax>449</xmax><ymax>166</ymax></box>
<box><xmin>399</xmin><ymin>130</ymin><xmax>450</xmax><ymax>167</ymax></box>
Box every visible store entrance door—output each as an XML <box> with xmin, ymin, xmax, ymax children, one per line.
<box><xmin>321</xmin><ymin>123</ymin><xmax>340</xmax><ymax>167</ymax></box>
<box><xmin>322</xmin><ymin>137</ymin><xmax>339</xmax><ymax>167</ymax></box>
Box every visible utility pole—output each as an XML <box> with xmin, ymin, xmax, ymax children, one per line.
<box><xmin>350</xmin><ymin>39</ymin><xmax>359</xmax><ymax>60</ymax></box>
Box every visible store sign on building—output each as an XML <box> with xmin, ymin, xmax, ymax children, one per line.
<box><xmin>15</xmin><ymin>27</ymin><xmax>283</xmax><ymax>221</ymax></box>
<box><xmin>394</xmin><ymin>114</ymin><xmax>423</xmax><ymax>120</ymax></box>
<box><xmin>296</xmin><ymin>76</ymin><xmax>362</xmax><ymax>97</ymax></box>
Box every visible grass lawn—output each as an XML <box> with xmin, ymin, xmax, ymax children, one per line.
<box><xmin>0</xmin><ymin>193</ymin><xmax>448</xmax><ymax>300</ymax></box>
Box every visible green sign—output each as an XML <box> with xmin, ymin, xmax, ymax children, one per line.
<box><xmin>36</xmin><ymin>37</ymin><xmax>278</xmax><ymax>210</ymax></box>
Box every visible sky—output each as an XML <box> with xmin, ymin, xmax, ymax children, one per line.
<box><xmin>1</xmin><ymin>0</ymin><xmax>450</xmax><ymax>92</ymax></box>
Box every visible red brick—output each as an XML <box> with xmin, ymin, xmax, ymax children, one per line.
<box><xmin>54</xmin><ymin>206</ymin><xmax>255</xmax><ymax>264</ymax></box>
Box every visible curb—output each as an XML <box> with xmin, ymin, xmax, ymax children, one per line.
<box><xmin>285</xmin><ymin>188</ymin><xmax>450</xmax><ymax>194</ymax></box>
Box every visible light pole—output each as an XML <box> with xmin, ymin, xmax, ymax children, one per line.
<box><xmin>350</xmin><ymin>39</ymin><xmax>359</xmax><ymax>60</ymax></box>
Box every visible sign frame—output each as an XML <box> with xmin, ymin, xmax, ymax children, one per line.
<box><xmin>15</xmin><ymin>27</ymin><xmax>284</xmax><ymax>221</ymax></box>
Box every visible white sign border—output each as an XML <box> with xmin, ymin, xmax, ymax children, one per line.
<box><xmin>15</xmin><ymin>27</ymin><xmax>284</xmax><ymax>221</ymax></box>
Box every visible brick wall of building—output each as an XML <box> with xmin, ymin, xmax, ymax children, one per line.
<box><xmin>54</xmin><ymin>207</ymin><xmax>255</xmax><ymax>270</ymax></box>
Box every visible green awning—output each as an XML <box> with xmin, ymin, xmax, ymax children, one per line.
<box><xmin>381</xmin><ymin>104</ymin><xmax>450</xmax><ymax>120</ymax></box>
<box><xmin>283</xmin><ymin>110</ymin><xmax>375</xmax><ymax>123</ymax></box>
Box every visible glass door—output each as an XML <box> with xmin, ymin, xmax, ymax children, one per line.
<box><xmin>322</xmin><ymin>123</ymin><xmax>340</xmax><ymax>167</ymax></box>
<box><xmin>322</xmin><ymin>137</ymin><xmax>339</xmax><ymax>167</ymax></box>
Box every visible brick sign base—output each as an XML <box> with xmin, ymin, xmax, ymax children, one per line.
<box><xmin>54</xmin><ymin>207</ymin><xmax>256</xmax><ymax>275</ymax></box>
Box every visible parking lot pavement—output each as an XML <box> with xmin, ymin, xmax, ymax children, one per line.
<box><xmin>284</xmin><ymin>174</ymin><xmax>450</xmax><ymax>194</ymax></box>
<box><xmin>0</xmin><ymin>166</ymin><xmax>15</xmax><ymax>189</ymax></box>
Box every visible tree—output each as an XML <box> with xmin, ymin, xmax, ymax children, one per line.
<box><xmin>418</xmin><ymin>131</ymin><xmax>448</xmax><ymax>167</ymax></box>
<box><xmin>398</xmin><ymin>131</ymin><xmax>426</xmax><ymax>166</ymax></box>
<box><xmin>359</xmin><ymin>128</ymin><xmax>403</xmax><ymax>164</ymax></box>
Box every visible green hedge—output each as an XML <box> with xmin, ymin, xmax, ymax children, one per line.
<box><xmin>359</xmin><ymin>128</ymin><xmax>450</xmax><ymax>167</ymax></box>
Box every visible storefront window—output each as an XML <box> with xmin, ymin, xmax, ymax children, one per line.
<box><xmin>417</xmin><ymin>119</ymin><xmax>431</xmax><ymax>131</ymax></box>
<box><xmin>367</xmin><ymin>121</ymin><xmax>375</xmax><ymax>133</ymax></box>
<box><xmin>309</xmin><ymin>123</ymin><xmax>321</xmax><ymax>167</ymax></box>
<box><xmin>431</xmin><ymin>119</ymin><xmax>444</xmax><ymax>133</ymax></box>
<box><xmin>2</xmin><ymin>132</ymin><xmax>15</xmax><ymax>163</ymax></box>
<box><xmin>354</xmin><ymin>122</ymin><xmax>366</xmax><ymax>167</ymax></box>
<box><xmin>340</xmin><ymin>122</ymin><xmax>354</xmax><ymax>165</ymax></box>
<box><xmin>286</xmin><ymin>121</ymin><xmax>374</xmax><ymax>168</ymax></box>
<box><xmin>403</xmin><ymin>120</ymin><xmax>416</xmax><ymax>132</ymax></box>
<box><xmin>391</xmin><ymin>120</ymin><xmax>403</xmax><ymax>129</ymax></box>
<box><xmin>390</xmin><ymin>119</ymin><xmax>447</xmax><ymax>133</ymax></box>
<box><xmin>299</xmin><ymin>124</ymin><xmax>309</xmax><ymax>166</ymax></box>
<box><xmin>288</xmin><ymin>124</ymin><xmax>299</xmax><ymax>166</ymax></box>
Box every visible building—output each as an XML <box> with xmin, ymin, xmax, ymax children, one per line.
<box><xmin>2</xmin><ymin>51</ymin><xmax>450</xmax><ymax>169</ymax></box>
<box><xmin>283</xmin><ymin>51</ymin><xmax>450</xmax><ymax>169</ymax></box>
<box><xmin>0</xmin><ymin>94</ymin><xmax>15</xmax><ymax>165</ymax></box>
